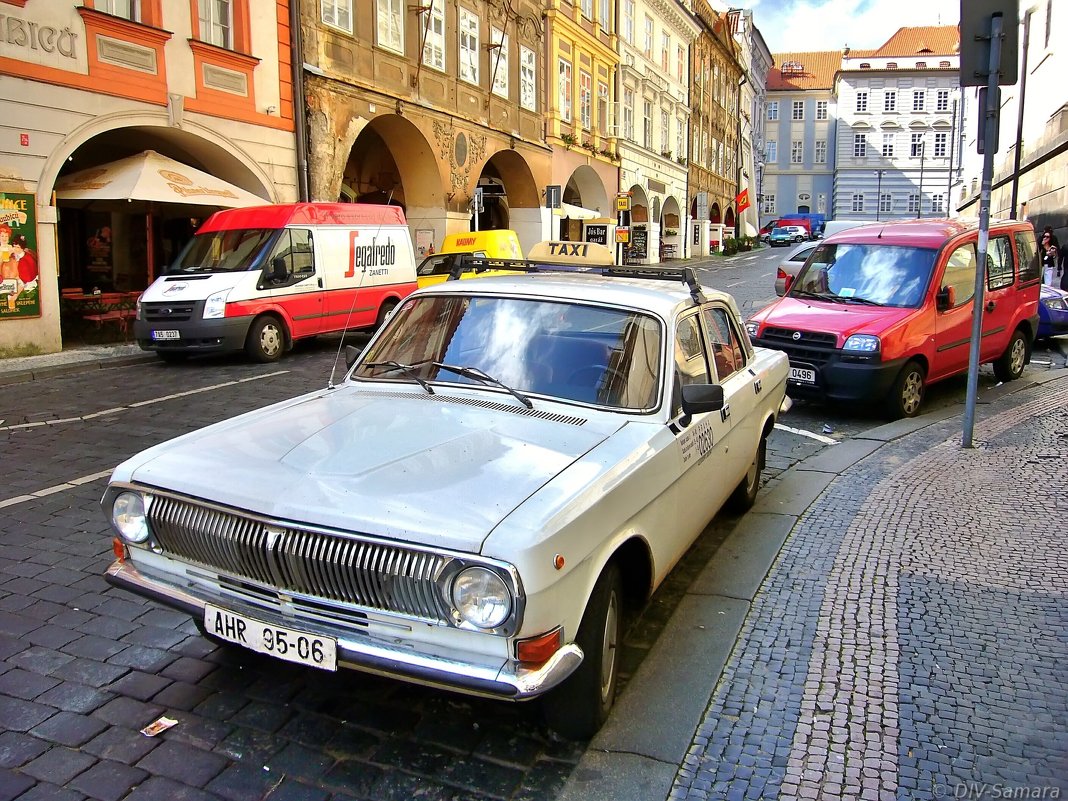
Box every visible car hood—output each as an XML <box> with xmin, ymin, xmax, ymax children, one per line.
<box><xmin>114</xmin><ymin>386</ymin><xmax>619</xmax><ymax>553</ymax></box>
<box><xmin>753</xmin><ymin>296</ymin><xmax>916</xmax><ymax>341</ymax></box>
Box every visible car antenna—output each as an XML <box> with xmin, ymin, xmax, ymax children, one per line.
<box><xmin>328</xmin><ymin>189</ymin><xmax>396</xmax><ymax>389</ymax></box>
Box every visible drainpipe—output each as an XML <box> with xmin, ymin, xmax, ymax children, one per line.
<box><xmin>290</xmin><ymin>0</ymin><xmax>310</xmax><ymax>201</ymax></box>
<box><xmin>1009</xmin><ymin>7</ymin><xmax>1032</xmax><ymax>219</ymax></box>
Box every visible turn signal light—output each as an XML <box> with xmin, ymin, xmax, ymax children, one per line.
<box><xmin>112</xmin><ymin>538</ymin><xmax>127</xmax><ymax>562</ymax></box>
<box><xmin>516</xmin><ymin>627</ymin><xmax>564</xmax><ymax>664</ymax></box>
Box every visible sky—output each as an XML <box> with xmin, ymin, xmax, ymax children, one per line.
<box><xmin>728</xmin><ymin>0</ymin><xmax>961</xmax><ymax>54</ymax></box>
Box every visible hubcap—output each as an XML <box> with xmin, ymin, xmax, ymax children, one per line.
<box><xmin>600</xmin><ymin>591</ymin><xmax>619</xmax><ymax>704</ymax></box>
<box><xmin>901</xmin><ymin>371</ymin><xmax>923</xmax><ymax>415</ymax></box>
<box><xmin>1009</xmin><ymin>338</ymin><xmax>1026</xmax><ymax>375</ymax></box>
<box><xmin>260</xmin><ymin>326</ymin><xmax>282</xmax><ymax>357</ymax></box>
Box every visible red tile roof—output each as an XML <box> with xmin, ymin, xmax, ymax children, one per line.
<box><xmin>869</xmin><ymin>26</ymin><xmax>959</xmax><ymax>57</ymax></box>
<box><xmin>767</xmin><ymin>50</ymin><xmax>841</xmax><ymax>91</ymax></box>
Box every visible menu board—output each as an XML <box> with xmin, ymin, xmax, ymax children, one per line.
<box><xmin>630</xmin><ymin>227</ymin><xmax>648</xmax><ymax>259</ymax></box>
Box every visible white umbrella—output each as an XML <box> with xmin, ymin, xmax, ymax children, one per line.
<box><xmin>55</xmin><ymin>150</ymin><xmax>266</xmax><ymax>208</ymax></box>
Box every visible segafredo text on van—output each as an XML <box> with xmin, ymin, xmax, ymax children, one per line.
<box><xmin>133</xmin><ymin>203</ymin><xmax>418</xmax><ymax>362</ymax></box>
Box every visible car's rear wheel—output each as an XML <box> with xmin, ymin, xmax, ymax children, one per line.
<box><xmin>992</xmin><ymin>329</ymin><xmax>1028</xmax><ymax>382</ymax></box>
<box><xmin>727</xmin><ymin>435</ymin><xmax>765</xmax><ymax>512</ymax></box>
<box><xmin>543</xmin><ymin>563</ymin><xmax>622</xmax><ymax>740</ymax></box>
<box><xmin>245</xmin><ymin>315</ymin><xmax>286</xmax><ymax>363</ymax></box>
<box><xmin>886</xmin><ymin>360</ymin><xmax>925</xmax><ymax>419</ymax></box>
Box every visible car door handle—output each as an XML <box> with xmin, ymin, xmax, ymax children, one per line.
<box><xmin>985</xmin><ymin>300</ymin><xmax>995</xmax><ymax>312</ymax></box>
<box><xmin>720</xmin><ymin>403</ymin><xmax>731</xmax><ymax>422</ymax></box>
<box><xmin>318</xmin><ymin>278</ymin><xmax>324</xmax><ymax>288</ymax></box>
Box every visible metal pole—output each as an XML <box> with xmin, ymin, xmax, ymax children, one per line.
<box><xmin>917</xmin><ymin>140</ymin><xmax>925</xmax><ymax>218</ymax></box>
<box><xmin>947</xmin><ymin>97</ymin><xmax>958</xmax><ymax>212</ymax></box>
<box><xmin>876</xmin><ymin>170</ymin><xmax>883</xmax><ymax>220</ymax></box>
<box><xmin>1009</xmin><ymin>8</ymin><xmax>1031</xmax><ymax>219</ymax></box>
<box><xmin>963</xmin><ymin>13</ymin><xmax>1004</xmax><ymax>448</ymax></box>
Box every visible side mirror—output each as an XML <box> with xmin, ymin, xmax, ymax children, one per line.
<box><xmin>681</xmin><ymin>383</ymin><xmax>725</xmax><ymax>416</ymax></box>
<box><xmin>344</xmin><ymin>344</ymin><xmax>363</xmax><ymax>370</ymax></box>
<box><xmin>937</xmin><ymin>285</ymin><xmax>956</xmax><ymax>311</ymax></box>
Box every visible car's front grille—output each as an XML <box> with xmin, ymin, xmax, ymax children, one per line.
<box><xmin>760</xmin><ymin>327</ymin><xmax>838</xmax><ymax>366</ymax></box>
<box><xmin>148</xmin><ymin>495</ymin><xmax>453</xmax><ymax>624</ymax></box>
<box><xmin>141</xmin><ymin>302</ymin><xmax>198</xmax><ymax>323</ymax></box>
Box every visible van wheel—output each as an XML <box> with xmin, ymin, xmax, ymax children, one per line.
<box><xmin>375</xmin><ymin>299</ymin><xmax>398</xmax><ymax>332</ymax></box>
<box><xmin>993</xmin><ymin>329</ymin><xmax>1028</xmax><ymax>382</ymax></box>
<box><xmin>886</xmin><ymin>360</ymin><xmax>925</xmax><ymax>420</ymax></box>
<box><xmin>727</xmin><ymin>435</ymin><xmax>765</xmax><ymax>512</ymax></box>
<box><xmin>245</xmin><ymin>316</ymin><xmax>286</xmax><ymax>362</ymax></box>
<box><xmin>543</xmin><ymin>563</ymin><xmax>622</xmax><ymax>740</ymax></box>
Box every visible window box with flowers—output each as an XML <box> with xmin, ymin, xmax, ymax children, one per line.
<box><xmin>660</xmin><ymin>150</ymin><xmax>672</xmax><ymax>159</ymax></box>
<box><xmin>560</xmin><ymin>132</ymin><xmax>577</xmax><ymax>149</ymax></box>
<box><xmin>582</xmin><ymin>139</ymin><xmax>596</xmax><ymax>151</ymax></box>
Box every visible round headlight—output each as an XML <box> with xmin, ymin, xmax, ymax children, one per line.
<box><xmin>112</xmin><ymin>492</ymin><xmax>149</xmax><ymax>543</ymax></box>
<box><xmin>450</xmin><ymin>567</ymin><xmax>512</xmax><ymax>629</ymax></box>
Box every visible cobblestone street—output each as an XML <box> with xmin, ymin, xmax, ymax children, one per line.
<box><xmin>670</xmin><ymin>379</ymin><xmax>1068</xmax><ymax>800</ymax></box>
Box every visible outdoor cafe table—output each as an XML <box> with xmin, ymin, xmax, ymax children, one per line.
<box><xmin>61</xmin><ymin>291</ymin><xmax>141</xmax><ymax>335</ymax></box>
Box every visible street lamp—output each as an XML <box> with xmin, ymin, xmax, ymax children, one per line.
<box><xmin>875</xmin><ymin>169</ymin><xmax>884</xmax><ymax>221</ymax></box>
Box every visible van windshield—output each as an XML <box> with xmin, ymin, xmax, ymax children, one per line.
<box><xmin>167</xmin><ymin>228</ymin><xmax>278</xmax><ymax>274</ymax></box>
<box><xmin>790</xmin><ymin>243</ymin><xmax>937</xmax><ymax>307</ymax></box>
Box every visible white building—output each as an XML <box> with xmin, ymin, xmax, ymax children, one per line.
<box><xmin>729</xmin><ymin>8</ymin><xmax>773</xmax><ymax>237</ymax></box>
<box><xmin>616</xmin><ymin>0</ymin><xmax>700</xmax><ymax>262</ymax></box>
<box><xmin>833</xmin><ymin>27</ymin><xmax>962</xmax><ymax>223</ymax></box>
<box><xmin>957</xmin><ymin>1</ymin><xmax>1067</xmax><ymax>242</ymax></box>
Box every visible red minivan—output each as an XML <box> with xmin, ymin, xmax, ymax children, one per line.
<box><xmin>745</xmin><ymin>219</ymin><xmax>1041</xmax><ymax>418</ymax></box>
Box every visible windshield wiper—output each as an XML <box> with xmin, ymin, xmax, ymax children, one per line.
<box><xmin>432</xmin><ymin>362</ymin><xmax>533</xmax><ymax>408</ymax></box>
<box><xmin>843</xmin><ymin>296</ymin><xmax>885</xmax><ymax>306</ymax></box>
<box><xmin>792</xmin><ymin>290</ymin><xmax>847</xmax><ymax>304</ymax></box>
<box><xmin>363</xmin><ymin>360</ymin><xmax>435</xmax><ymax>394</ymax></box>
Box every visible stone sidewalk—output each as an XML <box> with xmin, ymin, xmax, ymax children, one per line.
<box><xmin>668</xmin><ymin>376</ymin><xmax>1068</xmax><ymax>800</ymax></box>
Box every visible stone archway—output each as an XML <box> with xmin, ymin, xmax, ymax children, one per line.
<box><xmin>340</xmin><ymin>114</ymin><xmax>444</xmax><ymax>212</ymax></box>
<box><xmin>710</xmin><ymin>203</ymin><xmax>722</xmax><ymax>223</ymax></box>
<box><xmin>724</xmin><ymin>206</ymin><xmax>736</xmax><ymax>229</ymax></box>
<box><xmin>475</xmin><ymin>149</ymin><xmax>541</xmax><ymax>253</ymax></box>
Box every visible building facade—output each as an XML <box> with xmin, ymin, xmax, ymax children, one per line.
<box><xmin>0</xmin><ymin>0</ymin><xmax>297</xmax><ymax>353</ymax></box>
<box><xmin>761</xmin><ymin>51</ymin><xmax>837</xmax><ymax>229</ymax></box>
<box><xmin>957</xmin><ymin>0</ymin><xmax>1066</xmax><ymax>243</ymax></box>
<box><xmin>728</xmin><ymin>7</ymin><xmax>772</xmax><ymax>238</ymax></box>
<box><xmin>833</xmin><ymin>27</ymin><xmax>961</xmax><ymax>223</ymax></box>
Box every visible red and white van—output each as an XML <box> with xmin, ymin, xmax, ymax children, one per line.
<box><xmin>134</xmin><ymin>203</ymin><xmax>417</xmax><ymax>362</ymax></box>
<box><xmin>745</xmin><ymin>219</ymin><xmax>1041</xmax><ymax>418</ymax></box>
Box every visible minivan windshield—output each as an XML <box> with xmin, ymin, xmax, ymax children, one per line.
<box><xmin>167</xmin><ymin>228</ymin><xmax>278</xmax><ymax>274</ymax></box>
<box><xmin>789</xmin><ymin>243</ymin><xmax>937</xmax><ymax>307</ymax></box>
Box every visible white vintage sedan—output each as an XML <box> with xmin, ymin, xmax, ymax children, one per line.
<box><xmin>103</xmin><ymin>259</ymin><xmax>790</xmax><ymax>739</ymax></box>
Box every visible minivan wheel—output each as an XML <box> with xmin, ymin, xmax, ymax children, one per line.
<box><xmin>886</xmin><ymin>360</ymin><xmax>926</xmax><ymax>420</ymax></box>
<box><xmin>245</xmin><ymin>316</ymin><xmax>286</xmax><ymax>362</ymax></box>
<box><xmin>992</xmin><ymin>329</ymin><xmax>1028</xmax><ymax>382</ymax></box>
<box><xmin>543</xmin><ymin>563</ymin><xmax>622</xmax><ymax>740</ymax></box>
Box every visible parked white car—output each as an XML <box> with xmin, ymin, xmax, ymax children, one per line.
<box><xmin>103</xmin><ymin>256</ymin><xmax>790</xmax><ymax>739</ymax></box>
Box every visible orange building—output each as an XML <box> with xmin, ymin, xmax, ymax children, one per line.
<box><xmin>0</xmin><ymin>0</ymin><xmax>297</xmax><ymax>353</ymax></box>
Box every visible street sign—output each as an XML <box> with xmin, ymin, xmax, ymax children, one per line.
<box><xmin>545</xmin><ymin>185</ymin><xmax>561</xmax><ymax>209</ymax></box>
<box><xmin>472</xmin><ymin>187</ymin><xmax>484</xmax><ymax>213</ymax></box>
<box><xmin>616</xmin><ymin>194</ymin><xmax>630</xmax><ymax>212</ymax></box>
<box><xmin>696</xmin><ymin>192</ymin><xmax>708</xmax><ymax>221</ymax></box>
<box><xmin>959</xmin><ymin>0</ymin><xmax>1019</xmax><ymax>86</ymax></box>
<box><xmin>615</xmin><ymin>227</ymin><xmax>630</xmax><ymax>243</ymax></box>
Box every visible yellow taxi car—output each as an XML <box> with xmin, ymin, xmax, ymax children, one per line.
<box><xmin>416</xmin><ymin>230</ymin><xmax>523</xmax><ymax>288</ymax></box>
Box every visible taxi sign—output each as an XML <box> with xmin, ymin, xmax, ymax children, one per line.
<box><xmin>616</xmin><ymin>194</ymin><xmax>631</xmax><ymax>212</ymax></box>
<box><xmin>615</xmin><ymin>227</ymin><xmax>630</xmax><ymax>243</ymax></box>
<box><xmin>527</xmin><ymin>240</ymin><xmax>615</xmax><ymax>266</ymax></box>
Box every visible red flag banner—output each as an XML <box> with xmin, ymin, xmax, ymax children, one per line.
<box><xmin>735</xmin><ymin>188</ymin><xmax>751</xmax><ymax>214</ymax></box>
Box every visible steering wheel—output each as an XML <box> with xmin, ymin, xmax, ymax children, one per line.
<box><xmin>567</xmin><ymin>364</ymin><xmax>627</xmax><ymax>387</ymax></box>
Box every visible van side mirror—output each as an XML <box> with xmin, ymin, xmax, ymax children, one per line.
<box><xmin>937</xmin><ymin>285</ymin><xmax>956</xmax><ymax>311</ymax></box>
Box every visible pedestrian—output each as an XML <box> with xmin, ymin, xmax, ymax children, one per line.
<box><xmin>1040</xmin><ymin>231</ymin><xmax>1061</xmax><ymax>286</ymax></box>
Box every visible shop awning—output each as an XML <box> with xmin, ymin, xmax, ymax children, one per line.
<box><xmin>555</xmin><ymin>202</ymin><xmax>601</xmax><ymax>220</ymax></box>
<box><xmin>55</xmin><ymin>150</ymin><xmax>267</xmax><ymax>208</ymax></box>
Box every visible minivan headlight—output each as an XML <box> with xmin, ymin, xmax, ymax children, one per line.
<box><xmin>843</xmin><ymin>334</ymin><xmax>880</xmax><ymax>353</ymax></box>
<box><xmin>745</xmin><ymin>321</ymin><xmax>760</xmax><ymax>337</ymax></box>
<box><xmin>111</xmin><ymin>492</ymin><xmax>149</xmax><ymax>543</ymax></box>
<box><xmin>451</xmin><ymin>567</ymin><xmax>512</xmax><ymax>630</ymax></box>
<box><xmin>203</xmin><ymin>289</ymin><xmax>230</xmax><ymax>320</ymax></box>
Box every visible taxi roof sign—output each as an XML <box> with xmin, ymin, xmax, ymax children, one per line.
<box><xmin>527</xmin><ymin>240</ymin><xmax>615</xmax><ymax>266</ymax></box>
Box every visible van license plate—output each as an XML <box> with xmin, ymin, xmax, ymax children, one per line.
<box><xmin>789</xmin><ymin>366</ymin><xmax>816</xmax><ymax>384</ymax></box>
<box><xmin>203</xmin><ymin>605</ymin><xmax>337</xmax><ymax>671</ymax></box>
<box><xmin>151</xmin><ymin>330</ymin><xmax>180</xmax><ymax>340</ymax></box>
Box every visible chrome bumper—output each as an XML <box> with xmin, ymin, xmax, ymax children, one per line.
<box><xmin>106</xmin><ymin>559</ymin><xmax>583</xmax><ymax>700</ymax></box>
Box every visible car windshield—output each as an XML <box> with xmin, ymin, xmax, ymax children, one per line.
<box><xmin>353</xmin><ymin>294</ymin><xmax>663</xmax><ymax>410</ymax></box>
<box><xmin>789</xmin><ymin>243</ymin><xmax>937</xmax><ymax>307</ymax></box>
<box><xmin>167</xmin><ymin>228</ymin><xmax>278</xmax><ymax>274</ymax></box>
<box><xmin>417</xmin><ymin>253</ymin><xmax>465</xmax><ymax>277</ymax></box>
<box><xmin>772</xmin><ymin>227</ymin><xmax>787</xmax><ymax>235</ymax></box>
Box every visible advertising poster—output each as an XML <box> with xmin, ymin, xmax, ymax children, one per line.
<box><xmin>0</xmin><ymin>193</ymin><xmax>40</xmax><ymax>320</ymax></box>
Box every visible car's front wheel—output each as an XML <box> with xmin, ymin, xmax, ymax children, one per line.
<box><xmin>245</xmin><ymin>315</ymin><xmax>287</xmax><ymax>363</ymax></box>
<box><xmin>543</xmin><ymin>563</ymin><xmax>622</xmax><ymax>740</ymax></box>
<box><xmin>992</xmin><ymin>329</ymin><xmax>1028</xmax><ymax>382</ymax></box>
<box><xmin>886</xmin><ymin>360</ymin><xmax>926</xmax><ymax>419</ymax></box>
